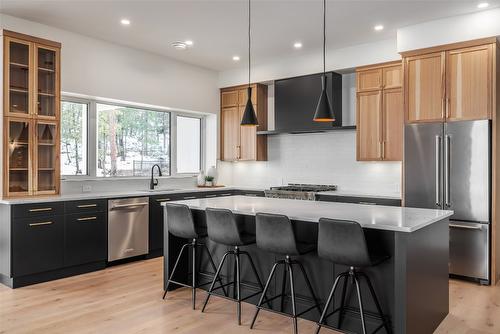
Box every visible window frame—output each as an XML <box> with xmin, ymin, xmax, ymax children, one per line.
<box><xmin>60</xmin><ymin>95</ymin><xmax>205</xmax><ymax>180</ymax></box>
<box><xmin>60</xmin><ymin>97</ymin><xmax>90</xmax><ymax>179</ymax></box>
<box><xmin>175</xmin><ymin>114</ymin><xmax>203</xmax><ymax>175</ymax></box>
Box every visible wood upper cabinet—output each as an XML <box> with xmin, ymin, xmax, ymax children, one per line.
<box><xmin>357</xmin><ymin>68</ymin><xmax>382</xmax><ymax>92</ymax></box>
<box><xmin>221</xmin><ymin>107</ymin><xmax>240</xmax><ymax>161</ymax></box>
<box><xmin>3</xmin><ymin>31</ymin><xmax>61</xmax><ymax>198</ymax></box>
<box><xmin>446</xmin><ymin>44</ymin><xmax>492</xmax><ymax>121</ymax></box>
<box><xmin>221</xmin><ymin>90</ymin><xmax>238</xmax><ymax>108</ymax></box>
<box><xmin>405</xmin><ymin>52</ymin><xmax>445</xmax><ymax>123</ymax></box>
<box><xmin>404</xmin><ymin>42</ymin><xmax>494</xmax><ymax>123</ymax></box>
<box><xmin>357</xmin><ymin>90</ymin><xmax>382</xmax><ymax>161</ymax></box>
<box><xmin>382</xmin><ymin>88</ymin><xmax>403</xmax><ymax>161</ymax></box>
<box><xmin>356</xmin><ymin>61</ymin><xmax>403</xmax><ymax>161</ymax></box>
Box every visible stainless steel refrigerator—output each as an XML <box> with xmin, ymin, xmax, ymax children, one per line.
<box><xmin>404</xmin><ymin>120</ymin><xmax>490</xmax><ymax>284</ymax></box>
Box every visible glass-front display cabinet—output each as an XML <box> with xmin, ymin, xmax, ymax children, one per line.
<box><xmin>3</xmin><ymin>31</ymin><xmax>60</xmax><ymax>197</ymax></box>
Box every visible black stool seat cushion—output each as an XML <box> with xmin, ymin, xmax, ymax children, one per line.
<box><xmin>256</xmin><ymin>213</ymin><xmax>316</xmax><ymax>256</ymax></box>
<box><xmin>318</xmin><ymin>218</ymin><xmax>389</xmax><ymax>268</ymax></box>
<box><xmin>206</xmin><ymin>207</ymin><xmax>255</xmax><ymax>246</ymax></box>
<box><xmin>166</xmin><ymin>203</ymin><xmax>205</xmax><ymax>239</ymax></box>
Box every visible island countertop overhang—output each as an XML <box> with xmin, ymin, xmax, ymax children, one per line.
<box><xmin>162</xmin><ymin>195</ymin><xmax>453</xmax><ymax>233</ymax></box>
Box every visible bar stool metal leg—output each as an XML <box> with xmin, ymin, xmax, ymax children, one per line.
<box><xmin>192</xmin><ymin>239</ymin><xmax>197</xmax><ymax>310</ymax></box>
<box><xmin>353</xmin><ymin>272</ymin><xmax>367</xmax><ymax>334</ymax></box>
<box><xmin>163</xmin><ymin>243</ymin><xmax>190</xmax><ymax>299</ymax></box>
<box><xmin>280</xmin><ymin>264</ymin><xmax>287</xmax><ymax>312</ymax></box>
<box><xmin>295</xmin><ymin>261</ymin><xmax>322</xmax><ymax>315</ymax></box>
<box><xmin>337</xmin><ymin>274</ymin><xmax>350</xmax><ymax>329</ymax></box>
<box><xmin>359</xmin><ymin>272</ymin><xmax>393</xmax><ymax>334</ymax></box>
<box><xmin>202</xmin><ymin>251</ymin><xmax>231</xmax><ymax>312</ymax></box>
<box><xmin>250</xmin><ymin>261</ymin><xmax>282</xmax><ymax>329</ymax></box>
<box><xmin>235</xmin><ymin>247</ymin><xmax>242</xmax><ymax>325</ymax></box>
<box><xmin>202</xmin><ymin>244</ymin><xmax>228</xmax><ymax>297</ymax></box>
<box><xmin>288</xmin><ymin>261</ymin><xmax>298</xmax><ymax>334</ymax></box>
<box><xmin>315</xmin><ymin>272</ymin><xmax>348</xmax><ymax>334</ymax></box>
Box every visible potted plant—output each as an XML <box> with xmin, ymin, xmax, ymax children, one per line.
<box><xmin>205</xmin><ymin>176</ymin><xmax>215</xmax><ymax>187</ymax></box>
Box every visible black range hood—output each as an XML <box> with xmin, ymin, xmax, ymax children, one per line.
<box><xmin>273</xmin><ymin>71</ymin><xmax>343</xmax><ymax>133</ymax></box>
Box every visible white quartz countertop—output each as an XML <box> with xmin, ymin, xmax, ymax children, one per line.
<box><xmin>162</xmin><ymin>195</ymin><xmax>452</xmax><ymax>233</ymax></box>
<box><xmin>0</xmin><ymin>186</ymin><xmax>244</xmax><ymax>205</ymax></box>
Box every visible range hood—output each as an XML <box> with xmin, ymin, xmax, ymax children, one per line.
<box><xmin>272</xmin><ymin>72</ymin><xmax>343</xmax><ymax>133</ymax></box>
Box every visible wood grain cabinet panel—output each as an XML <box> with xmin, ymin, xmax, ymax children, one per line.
<box><xmin>221</xmin><ymin>91</ymin><xmax>238</xmax><ymax>108</ymax></box>
<box><xmin>383</xmin><ymin>65</ymin><xmax>403</xmax><ymax>89</ymax></box>
<box><xmin>221</xmin><ymin>107</ymin><xmax>240</xmax><ymax>161</ymax></box>
<box><xmin>447</xmin><ymin>45</ymin><xmax>492</xmax><ymax>121</ymax></box>
<box><xmin>383</xmin><ymin>88</ymin><xmax>404</xmax><ymax>161</ymax></box>
<box><xmin>406</xmin><ymin>52</ymin><xmax>445</xmax><ymax>123</ymax></box>
<box><xmin>220</xmin><ymin>84</ymin><xmax>267</xmax><ymax>161</ymax></box>
<box><xmin>357</xmin><ymin>90</ymin><xmax>382</xmax><ymax>161</ymax></box>
<box><xmin>357</xmin><ymin>69</ymin><xmax>382</xmax><ymax>92</ymax></box>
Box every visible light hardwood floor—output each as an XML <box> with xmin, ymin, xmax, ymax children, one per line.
<box><xmin>0</xmin><ymin>257</ymin><xmax>498</xmax><ymax>334</ymax></box>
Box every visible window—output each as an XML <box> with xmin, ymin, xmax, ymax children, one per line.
<box><xmin>96</xmin><ymin>103</ymin><xmax>170</xmax><ymax>177</ymax></box>
<box><xmin>61</xmin><ymin>101</ymin><xmax>88</xmax><ymax>175</ymax></box>
<box><xmin>176</xmin><ymin>116</ymin><xmax>201</xmax><ymax>173</ymax></box>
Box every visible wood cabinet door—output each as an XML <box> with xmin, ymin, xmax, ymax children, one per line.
<box><xmin>5</xmin><ymin>117</ymin><xmax>33</xmax><ymax>197</ymax></box>
<box><xmin>34</xmin><ymin>120</ymin><xmax>60</xmax><ymax>195</ymax></box>
<box><xmin>383</xmin><ymin>88</ymin><xmax>403</xmax><ymax>161</ymax></box>
<box><xmin>446</xmin><ymin>44</ymin><xmax>492</xmax><ymax>121</ymax></box>
<box><xmin>238</xmin><ymin>86</ymin><xmax>257</xmax><ymax>105</ymax></box>
<box><xmin>357</xmin><ymin>90</ymin><xmax>382</xmax><ymax>161</ymax></box>
<box><xmin>357</xmin><ymin>69</ymin><xmax>382</xmax><ymax>92</ymax></box>
<box><xmin>383</xmin><ymin>65</ymin><xmax>402</xmax><ymax>89</ymax></box>
<box><xmin>238</xmin><ymin>106</ymin><xmax>257</xmax><ymax>160</ymax></box>
<box><xmin>405</xmin><ymin>52</ymin><xmax>445</xmax><ymax>123</ymax></box>
<box><xmin>221</xmin><ymin>90</ymin><xmax>238</xmax><ymax>108</ymax></box>
<box><xmin>221</xmin><ymin>107</ymin><xmax>240</xmax><ymax>161</ymax></box>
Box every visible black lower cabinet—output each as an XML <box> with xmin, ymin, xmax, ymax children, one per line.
<box><xmin>64</xmin><ymin>212</ymin><xmax>106</xmax><ymax>267</ymax></box>
<box><xmin>12</xmin><ymin>215</ymin><xmax>64</xmax><ymax>277</ymax></box>
<box><xmin>149</xmin><ymin>194</ymin><xmax>183</xmax><ymax>253</ymax></box>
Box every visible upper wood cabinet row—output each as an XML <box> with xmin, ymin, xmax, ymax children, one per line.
<box><xmin>220</xmin><ymin>84</ymin><xmax>268</xmax><ymax>161</ymax></box>
<box><xmin>3</xmin><ymin>30</ymin><xmax>61</xmax><ymax>198</ymax></box>
<box><xmin>405</xmin><ymin>43</ymin><xmax>494</xmax><ymax>123</ymax></box>
<box><xmin>356</xmin><ymin>62</ymin><xmax>403</xmax><ymax>161</ymax></box>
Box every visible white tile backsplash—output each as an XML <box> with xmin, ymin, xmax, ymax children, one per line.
<box><xmin>217</xmin><ymin>130</ymin><xmax>401</xmax><ymax>197</ymax></box>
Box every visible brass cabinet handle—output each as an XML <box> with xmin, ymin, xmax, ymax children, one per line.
<box><xmin>29</xmin><ymin>207</ymin><xmax>53</xmax><ymax>212</ymax></box>
<box><xmin>446</xmin><ymin>98</ymin><xmax>450</xmax><ymax>119</ymax></box>
<box><xmin>77</xmin><ymin>216</ymin><xmax>97</xmax><ymax>221</ymax></box>
<box><xmin>77</xmin><ymin>204</ymin><xmax>97</xmax><ymax>208</ymax></box>
<box><xmin>205</xmin><ymin>194</ymin><xmax>218</xmax><ymax>198</ymax></box>
<box><xmin>381</xmin><ymin>141</ymin><xmax>385</xmax><ymax>160</ymax></box>
<box><xmin>29</xmin><ymin>221</ymin><xmax>53</xmax><ymax>227</ymax></box>
<box><xmin>156</xmin><ymin>198</ymin><xmax>171</xmax><ymax>202</ymax></box>
<box><xmin>183</xmin><ymin>196</ymin><xmax>197</xmax><ymax>200</ymax></box>
<box><xmin>358</xmin><ymin>202</ymin><xmax>377</xmax><ymax>205</ymax></box>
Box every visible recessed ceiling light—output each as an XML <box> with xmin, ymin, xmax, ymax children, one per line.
<box><xmin>171</xmin><ymin>41</ymin><xmax>187</xmax><ymax>50</ymax></box>
<box><xmin>232</xmin><ymin>56</ymin><xmax>240</xmax><ymax>61</ymax></box>
<box><xmin>185</xmin><ymin>40</ymin><xmax>193</xmax><ymax>46</ymax></box>
<box><xmin>120</xmin><ymin>18</ymin><xmax>131</xmax><ymax>26</ymax></box>
<box><xmin>477</xmin><ymin>2</ymin><xmax>489</xmax><ymax>9</ymax></box>
<box><xmin>374</xmin><ymin>25</ymin><xmax>384</xmax><ymax>31</ymax></box>
<box><xmin>293</xmin><ymin>42</ymin><xmax>303</xmax><ymax>49</ymax></box>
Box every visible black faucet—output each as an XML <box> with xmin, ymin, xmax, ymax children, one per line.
<box><xmin>150</xmin><ymin>164</ymin><xmax>163</xmax><ymax>190</ymax></box>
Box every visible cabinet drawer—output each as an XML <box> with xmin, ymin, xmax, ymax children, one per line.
<box><xmin>12</xmin><ymin>215</ymin><xmax>64</xmax><ymax>277</ymax></box>
<box><xmin>64</xmin><ymin>212</ymin><xmax>106</xmax><ymax>267</ymax></box>
<box><xmin>65</xmin><ymin>199</ymin><xmax>106</xmax><ymax>214</ymax></box>
<box><xmin>12</xmin><ymin>202</ymin><xmax>64</xmax><ymax>218</ymax></box>
<box><xmin>317</xmin><ymin>195</ymin><xmax>401</xmax><ymax>207</ymax></box>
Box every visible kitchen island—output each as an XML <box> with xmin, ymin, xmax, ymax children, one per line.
<box><xmin>162</xmin><ymin>196</ymin><xmax>453</xmax><ymax>334</ymax></box>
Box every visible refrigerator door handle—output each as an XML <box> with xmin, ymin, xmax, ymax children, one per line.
<box><xmin>445</xmin><ymin>134</ymin><xmax>451</xmax><ymax>207</ymax></box>
<box><xmin>435</xmin><ymin>135</ymin><xmax>441</xmax><ymax>206</ymax></box>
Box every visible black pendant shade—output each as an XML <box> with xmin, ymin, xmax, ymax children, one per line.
<box><xmin>241</xmin><ymin>87</ymin><xmax>258</xmax><ymax>126</ymax></box>
<box><xmin>313</xmin><ymin>0</ymin><xmax>335</xmax><ymax>122</ymax></box>
<box><xmin>313</xmin><ymin>75</ymin><xmax>335</xmax><ymax>122</ymax></box>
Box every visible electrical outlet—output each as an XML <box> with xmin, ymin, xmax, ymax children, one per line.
<box><xmin>82</xmin><ymin>185</ymin><xmax>92</xmax><ymax>193</ymax></box>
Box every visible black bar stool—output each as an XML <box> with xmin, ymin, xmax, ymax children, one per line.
<box><xmin>250</xmin><ymin>213</ymin><xmax>321</xmax><ymax>334</ymax></box>
<box><xmin>315</xmin><ymin>218</ymin><xmax>392</xmax><ymax>334</ymax></box>
<box><xmin>162</xmin><ymin>203</ymin><xmax>227</xmax><ymax>309</ymax></box>
<box><xmin>202</xmin><ymin>207</ymin><xmax>267</xmax><ymax>325</ymax></box>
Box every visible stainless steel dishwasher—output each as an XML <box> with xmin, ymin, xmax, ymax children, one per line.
<box><xmin>108</xmin><ymin>197</ymin><xmax>149</xmax><ymax>262</ymax></box>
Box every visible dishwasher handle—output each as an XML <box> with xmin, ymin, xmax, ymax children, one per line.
<box><xmin>110</xmin><ymin>202</ymin><xmax>149</xmax><ymax>210</ymax></box>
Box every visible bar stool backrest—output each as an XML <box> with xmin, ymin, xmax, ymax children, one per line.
<box><xmin>205</xmin><ymin>207</ymin><xmax>245</xmax><ymax>246</ymax></box>
<box><xmin>318</xmin><ymin>218</ymin><xmax>371</xmax><ymax>267</ymax></box>
<box><xmin>255</xmin><ymin>213</ymin><xmax>299</xmax><ymax>255</ymax></box>
<box><xmin>166</xmin><ymin>203</ymin><xmax>198</xmax><ymax>239</ymax></box>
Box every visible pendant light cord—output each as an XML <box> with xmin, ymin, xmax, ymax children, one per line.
<box><xmin>323</xmin><ymin>0</ymin><xmax>326</xmax><ymax>74</ymax></box>
<box><xmin>248</xmin><ymin>0</ymin><xmax>251</xmax><ymax>88</ymax></box>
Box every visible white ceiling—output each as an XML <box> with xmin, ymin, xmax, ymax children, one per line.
<box><xmin>1</xmin><ymin>0</ymin><xmax>497</xmax><ymax>71</ymax></box>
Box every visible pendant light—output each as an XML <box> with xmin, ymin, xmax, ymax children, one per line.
<box><xmin>241</xmin><ymin>0</ymin><xmax>258</xmax><ymax>126</ymax></box>
<box><xmin>313</xmin><ymin>0</ymin><xmax>335</xmax><ymax>122</ymax></box>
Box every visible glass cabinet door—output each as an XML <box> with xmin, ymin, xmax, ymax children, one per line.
<box><xmin>7</xmin><ymin>119</ymin><xmax>32</xmax><ymax>195</ymax></box>
<box><xmin>7</xmin><ymin>38</ymin><xmax>31</xmax><ymax>116</ymax></box>
<box><xmin>35</xmin><ymin>121</ymin><xmax>58</xmax><ymax>193</ymax></box>
<box><xmin>36</xmin><ymin>46</ymin><xmax>58</xmax><ymax>118</ymax></box>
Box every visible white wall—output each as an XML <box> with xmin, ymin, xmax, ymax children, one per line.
<box><xmin>218</xmin><ymin>38</ymin><xmax>400</xmax><ymax>88</ymax></box>
<box><xmin>0</xmin><ymin>14</ymin><xmax>219</xmax><ymax>194</ymax></box>
<box><xmin>398</xmin><ymin>8</ymin><xmax>500</xmax><ymax>53</ymax></box>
